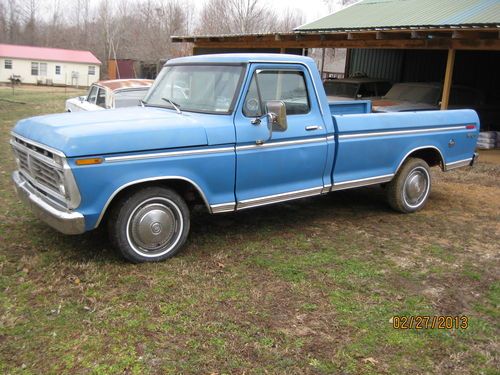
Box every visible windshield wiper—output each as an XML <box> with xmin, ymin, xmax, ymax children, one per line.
<box><xmin>161</xmin><ymin>97</ymin><xmax>182</xmax><ymax>114</ymax></box>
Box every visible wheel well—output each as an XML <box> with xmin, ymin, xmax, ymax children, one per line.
<box><xmin>99</xmin><ymin>179</ymin><xmax>210</xmax><ymax>227</ymax></box>
<box><xmin>399</xmin><ymin>147</ymin><xmax>444</xmax><ymax>171</ymax></box>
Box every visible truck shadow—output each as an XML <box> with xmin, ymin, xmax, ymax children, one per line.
<box><xmin>57</xmin><ymin>185</ymin><xmax>391</xmax><ymax>263</ymax></box>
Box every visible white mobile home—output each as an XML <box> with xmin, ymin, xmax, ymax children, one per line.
<box><xmin>0</xmin><ymin>44</ymin><xmax>101</xmax><ymax>87</ymax></box>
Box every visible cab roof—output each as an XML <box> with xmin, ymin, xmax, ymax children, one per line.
<box><xmin>165</xmin><ymin>53</ymin><xmax>315</xmax><ymax>66</ymax></box>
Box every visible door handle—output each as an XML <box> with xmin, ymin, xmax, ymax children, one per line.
<box><xmin>305</xmin><ymin>125</ymin><xmax>322</xmax><ymax>131</ymax></box>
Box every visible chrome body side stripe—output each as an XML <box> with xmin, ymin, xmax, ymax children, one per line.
<box><xmin>210</xmin><ymin>202</ymin><xmax>236</xmax><ymax>213</ymax></box>
<box><xmin>105</xmin><ymin>146</ymin><xmax>234</xmax><ymax>163</ymax></box>
<box><xmin>445</xmin><ymin>157</ymin><xmax>473</xmax><ymax>171</ymax></box>
<box><xmin>338</xmin><ymin>125</ymin><xmax>466</xmax><ymax>140</ymax></box>
<box><xmin>236</xmin><ymin>137</ymin><xmax>326</xmax><ymax>151</ymax></box>
<box><xmin>236</xmin><ymin>186</ymin><xmax>324</xmax><ymax>210</ymax></box>
<box><xmin>321</xmin><ymin>184</ymin><xmax>332</xmax><ymax>194</ymax></box>
<box><xmin>331</xmin><ymin>174</ymin><xmax>394</xmax><ymax>191</ymax></box>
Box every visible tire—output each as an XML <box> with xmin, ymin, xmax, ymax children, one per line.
<box><xmin>386</xmin><ymin>158</ymin><xmax>432</xmax><ymax>213</ymax></box>
<box><xmin>108</xmin><ymin>186</ymin><xmax>190</xmax><ymax>263</ymax></box>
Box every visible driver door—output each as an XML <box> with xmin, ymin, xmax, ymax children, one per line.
<box><xmin>234</xmin><ymin>64</ymin><xmax>328</xmax><ymax>208</ymax></box>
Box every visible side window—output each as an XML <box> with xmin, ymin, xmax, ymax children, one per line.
<box><xmin>96</xmin><ymin>88</ymin><xmax>107</xmax><ymax>108</ymax></box>
<box><xmin>31</xmin><ymin>62</ymin><xmax>39</xmax><ymax>76</ymax></box>
<box><xmin>243</xmin><ymin>70</ymin><xmax>310</xmax><ymax>117</ymax></box>
<box><xmin>87</xmin><ymin>86</ymin><xmax>98</xmax><ymax>103</ymax></box>
<box><xmin>39</xmin><ymin>62</ymin><xmax>47</xmax><ymax>76</ymax></box>
<box><xmin>5</xmin><ymin>59</ymin><xmax>12</xmax><ymax>69</ymax></box>
<box><xmin>242</xmin><ymin>76</ymin><xmax>262</xmax><ymax>117</ymax></box>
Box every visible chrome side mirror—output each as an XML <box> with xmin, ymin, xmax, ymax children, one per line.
<box><xmin>266</xmin><ymin>100</ymin><xmax>288</xmax><ymax>132</ymax></box>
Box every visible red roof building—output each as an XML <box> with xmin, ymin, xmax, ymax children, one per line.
<box><xmin>0</xmin><ymin>44</ymin><xmax>101</xmax><ymax>65</ymax></box>
<box><xmin>0</xmin><ymin>43</ymin><xmax>101</xmax><ymax>87</ymax></box>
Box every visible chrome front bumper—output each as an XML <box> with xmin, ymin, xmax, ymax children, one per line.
<box><xmin>12</xmin><ymin>171</ymin><xmax>85</xmax><ymax>235</ymax></box>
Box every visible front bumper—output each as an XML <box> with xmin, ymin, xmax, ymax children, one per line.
<box><xmin>12</xmin><ymin>171</ymin><xmax>85</xmax><ymax>235</ymax></box>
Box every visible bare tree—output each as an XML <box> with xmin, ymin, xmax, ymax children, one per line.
<box><xmin>5</xmin><ymin>0</ymin><xmax>21</xmax><ymax>43</ymax></box>
<box><xmin>274</xmin><ymin>8</ymin><xmax>305</xmax><ymax>32</ymax></box>
<box><xmin>322</xmin><ymin>0</ymin><xmax>358</xmax><ymax>13</ymax></box>
<box><xmin>0</xmin><ymin>0</ymin><xmax>312</xmax><ymax>78</ymax></box>
<box><xmin>197</xmin><ymin>0</ymin><xmax>274</xmax><ymax>35</ymax></box>
<box><xmin>0</xmin><ymin>1</ymin><xmax>8</xmax><ymax>43</ymax></box>
<box><xmin>20</xmin><ymin>0</ymin><xmax>38</xmax><ymax>45</ymax></box>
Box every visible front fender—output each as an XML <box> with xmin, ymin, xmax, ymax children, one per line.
<box><xmin>69</xmin><ymin>146</ymin><xmax>236</xmax><ymax>231</ymax></box>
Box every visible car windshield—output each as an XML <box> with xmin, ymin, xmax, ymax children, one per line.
<box><xmin>114</xmin><ymin>89</ymin><xmax>148</xmax><ymax>108</ymax></box>
<box><xmin>323</xmin><ymin>81</ymin><xmax>358</xmax><ymax>98</ymax></box>
<box><xmin>384</xmin><ymin>84</ymin><xmax>441</xmax><ymax>105</ymax></box>
<box><xmin>143</xmin><ymin>64</ymin><xmax>244</xmax><ymax>114</ymax></box>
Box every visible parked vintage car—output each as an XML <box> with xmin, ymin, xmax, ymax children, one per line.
<box><xmin>323</xmin><ymin>77</ymin><xmax>392</xmax><ymax>101</ymax></box>
<box><xmin>372</xmin><ymin>82</ymin><xmax>485</xmax><ymax>113</ymax></box>
<box><xmin>65</xmin><ymin>79</ymin><xmax>153</xmax><ymax>112</ymax></box>
<box><xmin>11</xmin><ymin>54</ymin><xmax>479</xmax><ymax>263</ymax></box>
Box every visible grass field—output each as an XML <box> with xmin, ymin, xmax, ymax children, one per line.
<box><xmin>0</xmin><ymin>86</ymin><xmax>498</xmax><ymax>374</ymax></box>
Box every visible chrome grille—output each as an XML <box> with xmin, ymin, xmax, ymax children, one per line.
<box><xmin>11</xmin><ymin>136</ymin><xmax>65</xmax><ymax>203</ymax></box>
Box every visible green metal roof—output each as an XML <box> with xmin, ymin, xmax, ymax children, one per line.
<box><xmin>297</xmin><ymin>0</ymin><xmax>500</xmax><ymax>31</ymax></box>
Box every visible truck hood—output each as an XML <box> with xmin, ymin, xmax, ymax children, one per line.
<box><xmin>12</xmin><ymin>106</ymin><xmax>209</xmax><ymax>157</ymax></box>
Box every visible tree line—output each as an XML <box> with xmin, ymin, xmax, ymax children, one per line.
<box><xmin>0</xmin><ymin>0</ymin><xmax>305</xmax><ymax>68</ymax></box>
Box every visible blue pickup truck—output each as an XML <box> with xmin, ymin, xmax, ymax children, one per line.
<box><xmin>11</xmin><ymin>54</ymin><xmax>479</xmax><ymax>262</ymax></box>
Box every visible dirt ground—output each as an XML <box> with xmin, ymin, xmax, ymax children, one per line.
<box><xmin>478</xmin><ymin>149</ymin><xmax>500</xmax><ymax>165</ymax></box>
<box><xmin>0</xmin><ymin>88</ymin><xmax>498</xmax><ymax>374</ymax></box>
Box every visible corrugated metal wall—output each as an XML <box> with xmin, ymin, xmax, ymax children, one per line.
<box><xmin>348</xmin><ymin>49</ymin><xmax>500</xmax><ymax>129</ymax></box>
<box><xmin>349</xmin><ymin>49</ymin><xmax>449</xmax><ymax>82</ymax></box>
<box><xmin>401</xmin><ymin>50</ymin><xmax>447</xmax><ymax>82</ymax></box>
<box><xmin>349</xmin><ymin>49</ymin><xmax>404</xmax><ymax>81</ymax></box>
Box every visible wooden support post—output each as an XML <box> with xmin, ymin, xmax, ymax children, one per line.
<box><xmin>320</xmin><ymin>48</ymin><xmax>326</xmax><ymax>79</ymax></box>
<box><xmin>344</xmin><ymin>48</ymin><xmax>352</xmax><ymax>78</ymax></box>
<box><xmin>280</xmin><ymin>48</ymin><xmax>285</xmax><ymax>54</ymax></box>
<box><xmin>440</xmin><ymin>49</ymin><xmax>455</xmax><ymax>110</ymax></box>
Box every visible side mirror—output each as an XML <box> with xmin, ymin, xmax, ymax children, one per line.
<box><xmin>265</xmin><ymin>100</ymin><xmax>287</xmax><ymax>132</ymax></box>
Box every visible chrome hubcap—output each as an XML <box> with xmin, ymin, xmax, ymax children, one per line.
<box><xmin>127</xmin><ymin>198</ymin><xmax>183</xmax><ymax>256</ymax></box>
<box><xmin>403</xmin><ymin>168</ymin><xmax>429</xmax><ymax>207</ymax></box>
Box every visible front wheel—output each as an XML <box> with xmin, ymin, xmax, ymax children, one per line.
<box><xmin>108</xmin><ymin>186</ymin><xmax>190</xmax><ymax>263</ymax></box>
<box><xmin>386</xmin><ymin>158</ymin><xmax>432</xmax><ymax>213</ymax></box>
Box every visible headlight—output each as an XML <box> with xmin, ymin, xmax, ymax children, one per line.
<box><xmin>58</xmin><ymin>183</ymin><xmax>66</xmax><ymax>196</ymax></box>
<box><xmin>53</xmin><ymin>154</ymin><xmax>64</xmax><ymax>167</ymax></box>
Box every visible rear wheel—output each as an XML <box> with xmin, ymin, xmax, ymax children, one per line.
<box><xmin>108</xmin><ymin>186</ymin><xmax>190</xmax><ymax>263</ymax></box>
<box><xmin>386</xmin><ymin>158</ymin><xmax>431</xmax><ymax>213</ymax></box>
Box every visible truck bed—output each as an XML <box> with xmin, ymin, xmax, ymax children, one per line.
<box><xmin>330</xmin><ymin>109</ymin><xmax>479</xmax><ymax>188</ymax></box>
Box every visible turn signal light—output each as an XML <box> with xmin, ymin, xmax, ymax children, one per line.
<box><xmin>466</xmin><ymin>124</ymin><xmax>476</xmax><ymax>130</ymax></box>
<box><xmin>75</xmin><ymin>158</ymin><xmax>103</xmax><ymax>166</ymax></box>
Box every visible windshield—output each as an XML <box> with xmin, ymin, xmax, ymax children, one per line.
<box><xmin>384</xmin><ymin>84</ymin><xmax>441</xmax><ymax>104</ymax></box>
<box><xmin>143</xmin><ymin>64</ymin><xmax>244</xmax><ymax>114</ymax></box>
<box><xmin>323</xmin><ymin>81</ymin><xmax>358</xmax><ymax>98</ymax></box>
<box><xmin>114</xmin><ymin>89</ymin><xmax>148</xmax><ymax>108</ymax></box>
